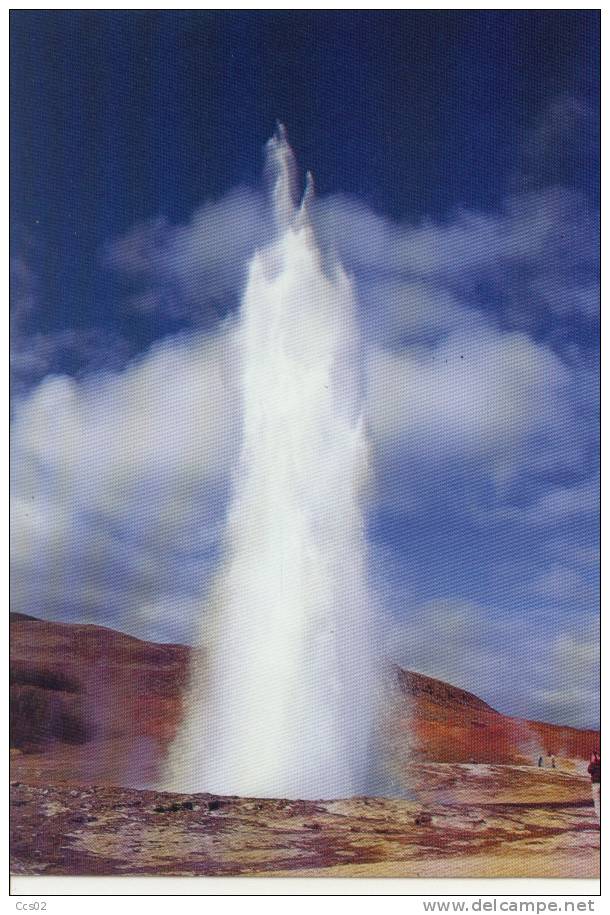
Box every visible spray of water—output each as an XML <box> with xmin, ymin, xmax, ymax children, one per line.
<box><xmin>162</xmin><ymin>126</ymin><xmax>381</xmax><ymax>799</ymax></box>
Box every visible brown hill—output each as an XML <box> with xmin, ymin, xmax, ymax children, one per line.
<box><xmin>9</xmin><ymin>612</ymin><xmax>598</xmax><ymax>788</ymax></box>
<box><xmin>395</xmin><ymin>667</ymin><xmax>597</xmax><ymax>769</ymax></box>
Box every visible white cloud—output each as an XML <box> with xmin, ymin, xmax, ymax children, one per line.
<box><xmin>527</xmin><ymin>565</ymin><xmax>596</xmax><ymax>605</ymax></box>
<box><xmin>98</xmin><ymin>178</ymin><xmax>597</xmax><ymax>504</ymax></box>
<box><xmin>104</xmin><ymin>187</ymin><xmax>268</xmax><ymax>318</ymax></box>
<box><xmin>530</xmin><ymin>275</ymin><xmax>599</xmax><ymax>318</ymax></box>
<box><xmin>523</xmin><ymin>94</ymin><xmax>599</xmax><ymax>188</ymax></box>
<box><xmin>10</xmin><ymin>257</ymin><xmax>134</xmax><ymax>392</ymax></box>
<box><xmin>366</xmin><ymin>325</ymin><xmax>579</xmax><ymax>482</ymax></box>
<box><xmin>315</xmin><ymin>187</ymin><xmax>598</xmax><ymax>304</ymax></box>
<box><xmin>11</xmin><ymin>327</ymin><xmax>239</xmax><ymax>642</ymax></box>
<box><xmin>356</xmin><ymin>277</ymin><xmax>483</xmax><ymax>346</ymax></box>
<box><xmin>530</xmin><ymin>478</ymin><xmax>599</xmax><ymax>521</ymax></box>
<box><xmin>104</xmin><ymin>182</ymin><xmax>598</xmax><ymax>332</ymax></box>
<box><xmin>100</xmin><ymin>182</ymin><xmax>596</xmax><ymax>504</ymax></box>
<box><xmin>488</xmin><ymin>477</ymin><xmax>599</xmax><ymax>526</ymax></box>
<box><xmin>532</xmin><ymin>626</ymin><xmax>599</xmax><ymax>727</ymax></box>
<box><xmin>11</xmin><ymin>327</ymin><xmax>133</xmax><ymax>393</ymax></box>
<box><xmin>387</xmin><ymin>598</ymin><xmax>599</xmax><ymax>728</ymax></box>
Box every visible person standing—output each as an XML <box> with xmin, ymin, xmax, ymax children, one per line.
<box><xmin>588</xmin><ymin>751</ymin><xmax>601</xmax><ymax>819</ymax></box>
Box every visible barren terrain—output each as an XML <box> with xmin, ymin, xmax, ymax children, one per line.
<box><xmin>10</xmin><ymin>613</ymin><xmax>599</xmax><ymax>877</ymax></box>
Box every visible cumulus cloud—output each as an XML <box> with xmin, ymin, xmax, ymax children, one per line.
<box><xmin>11</xmin><ymin>327</ymin><xmax>133</xmax><ymax>395</ymax></box>
<box><xmin>356</xmin><ymin>277</ymin><xmax>484</xmax><ymax>347</ymax></box>
<box><xmin>11</xmin><ymin>327</ymin><xmax>239</xmax><ymax>642</ymax></box>
<box><xmin>387</xmin><ymin>598</ymin><xmax>599</xmax><ymax>728</ymax></box>
<box><xmin>104</xmin><ymin>178</ymin><xmax>598</xmax><ymax>335</ymax></box>
<box><xmin>10</xmin><ymin>257</ymin><xmax>133</xmax><ymax>394</ymax></box>
<box><xmin>104</xmin><ymin>187</ymin><xmax>268</xmax><ymax>322</ymax></box>
<box><xmin>99</xmin><ymin>175</ymin><xmax>599</xmax><ymax>516</ymax></box>
<box><xmin>485</xmin><ymin>477</ymin><xmax>599</xmax><ymax>526</ymax></box>
<box><xmin>98</xmin><ymin>164</ymin><xmax>598</xmax><ymax>516</ymax></box>
<box><xmin>366</xmin><ymin>324</ymin><xmax>583</xmax><ymax>494</ymax></box>
<box><xmin>527</xmin><ymin>565</ymin><xmax>597</xmax><ymax>605</ymax></box>
<box><xmin>533</xmin><ymin>625</ymin><xmax>600</xmax><ymax>727</ymax></box>
<box><xmin>10</xmin><ymin>254</ymin><xmax>38</xmax><ymax>329</ymax></box>
<box><xmin>101</xmin><ymin>179</ymin><xmax>596</xmax><ymax>494</ymax></box>
<box><xmin>530</xmin><ymin>478</ymin><xmax>599</xmax><ymax>522</ymax></box>
<box><xmin>315</xmin><ymin>187</ymin><xmax>598</xmax><ymax>320</ymax></box>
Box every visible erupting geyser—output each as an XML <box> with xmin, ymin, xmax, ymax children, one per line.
<box><xmin>163</xmin><ymin>126</ymin><xmax>381</xmax><ymax>799</ymax></box>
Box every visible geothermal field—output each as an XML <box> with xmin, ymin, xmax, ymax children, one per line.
<box><xmin>10</xmin><ymin>612</ymin><xmax>599</xmax><ymax>877</ymax></box>
<box><xmin>10</xmin><ymin>131</ymin><xmax>600</xmax><ymax>879</ymax></box>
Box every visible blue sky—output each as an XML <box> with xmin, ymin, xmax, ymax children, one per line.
<box><xmin>10</xmin><ymin>11</ymin><xmax>599</xmax><ymax>727</ymax></box>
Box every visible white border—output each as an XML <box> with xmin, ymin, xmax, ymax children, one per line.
<box><xmin>5</xmin><ymin>2</ymin><xmax>604</xmax><ymax>904</ymax></box>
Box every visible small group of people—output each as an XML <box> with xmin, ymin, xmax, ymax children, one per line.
<box><xmin>536</xmin><ymin>750</ymin><xmax>600</xmax><ymax>820</ymax></box>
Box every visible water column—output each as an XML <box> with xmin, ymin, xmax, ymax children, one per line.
<box><xmin>164</xmin><ymin>126</ymin><xmax>379</xmax><ymax>799</ymax></box>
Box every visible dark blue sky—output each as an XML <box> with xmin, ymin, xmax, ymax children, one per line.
<box><xmin>11</xmin><ymin>10</ymin><xmax>599</xmax><ymax>347</ymax></box>
<box><xmin>10</xmin><ymin>11</ymin><xmax>600</xmax><ymax>726</ymax></box>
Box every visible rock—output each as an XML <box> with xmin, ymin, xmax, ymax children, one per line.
<box><xmin>153</xmin><ymin>800</ymin><xmax>193</xmax><ymax>814</ymax></box>
<box><xmin>415</xmin><ymin>813</ymin><xmax>432</xmax><ymax>826</ymax></box>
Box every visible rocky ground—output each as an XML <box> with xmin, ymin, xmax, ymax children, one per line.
<box><xmin>10</xmin><ymin>763</ymin><xmax>599</xmax><ymax>878</ymax></box>
<box><xmin>10</xmin><ymin>614</ymin><xmax>600</xmax><ymax>878</ymax></box>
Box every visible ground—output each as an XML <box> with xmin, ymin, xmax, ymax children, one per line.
<box><xmin>10</xmin><ymin>763</ymin><xmax>599</xmax><ymax>878</ymax></box>
<box><xmin>10</xmin><ymin>615</ymin><xmax>600</xmax><ymax>878</ymax></box>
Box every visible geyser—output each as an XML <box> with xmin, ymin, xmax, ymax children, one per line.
<box><xmin>163</xmin><ymin>127</ymin><xmax>380</xmax><ymax>799</ymax></box>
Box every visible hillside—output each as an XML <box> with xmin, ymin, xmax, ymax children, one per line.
<box><xmin>10</xmin><ymin>612</ymin><xmax>600</xmax><ymax>877</ymax></box>
<box><xmin>9</xmin><ymin>612</ymin><xmax>598</xmax><ymax>789</ymax></box>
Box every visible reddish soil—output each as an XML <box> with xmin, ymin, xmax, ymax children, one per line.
<box><xmin>9</xmin><ymin>612</ymin><xmax>600</xmax><ymax>878</ymax></box>
<box><xmin>10</xmin><ymin>612</ymin><xmax>598</xmax><ymax>788</ymax></box>
<box><xmin>397</xmin><ymin>668</ymin><xmax>598</xmax><ymax>766</ymax></box>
